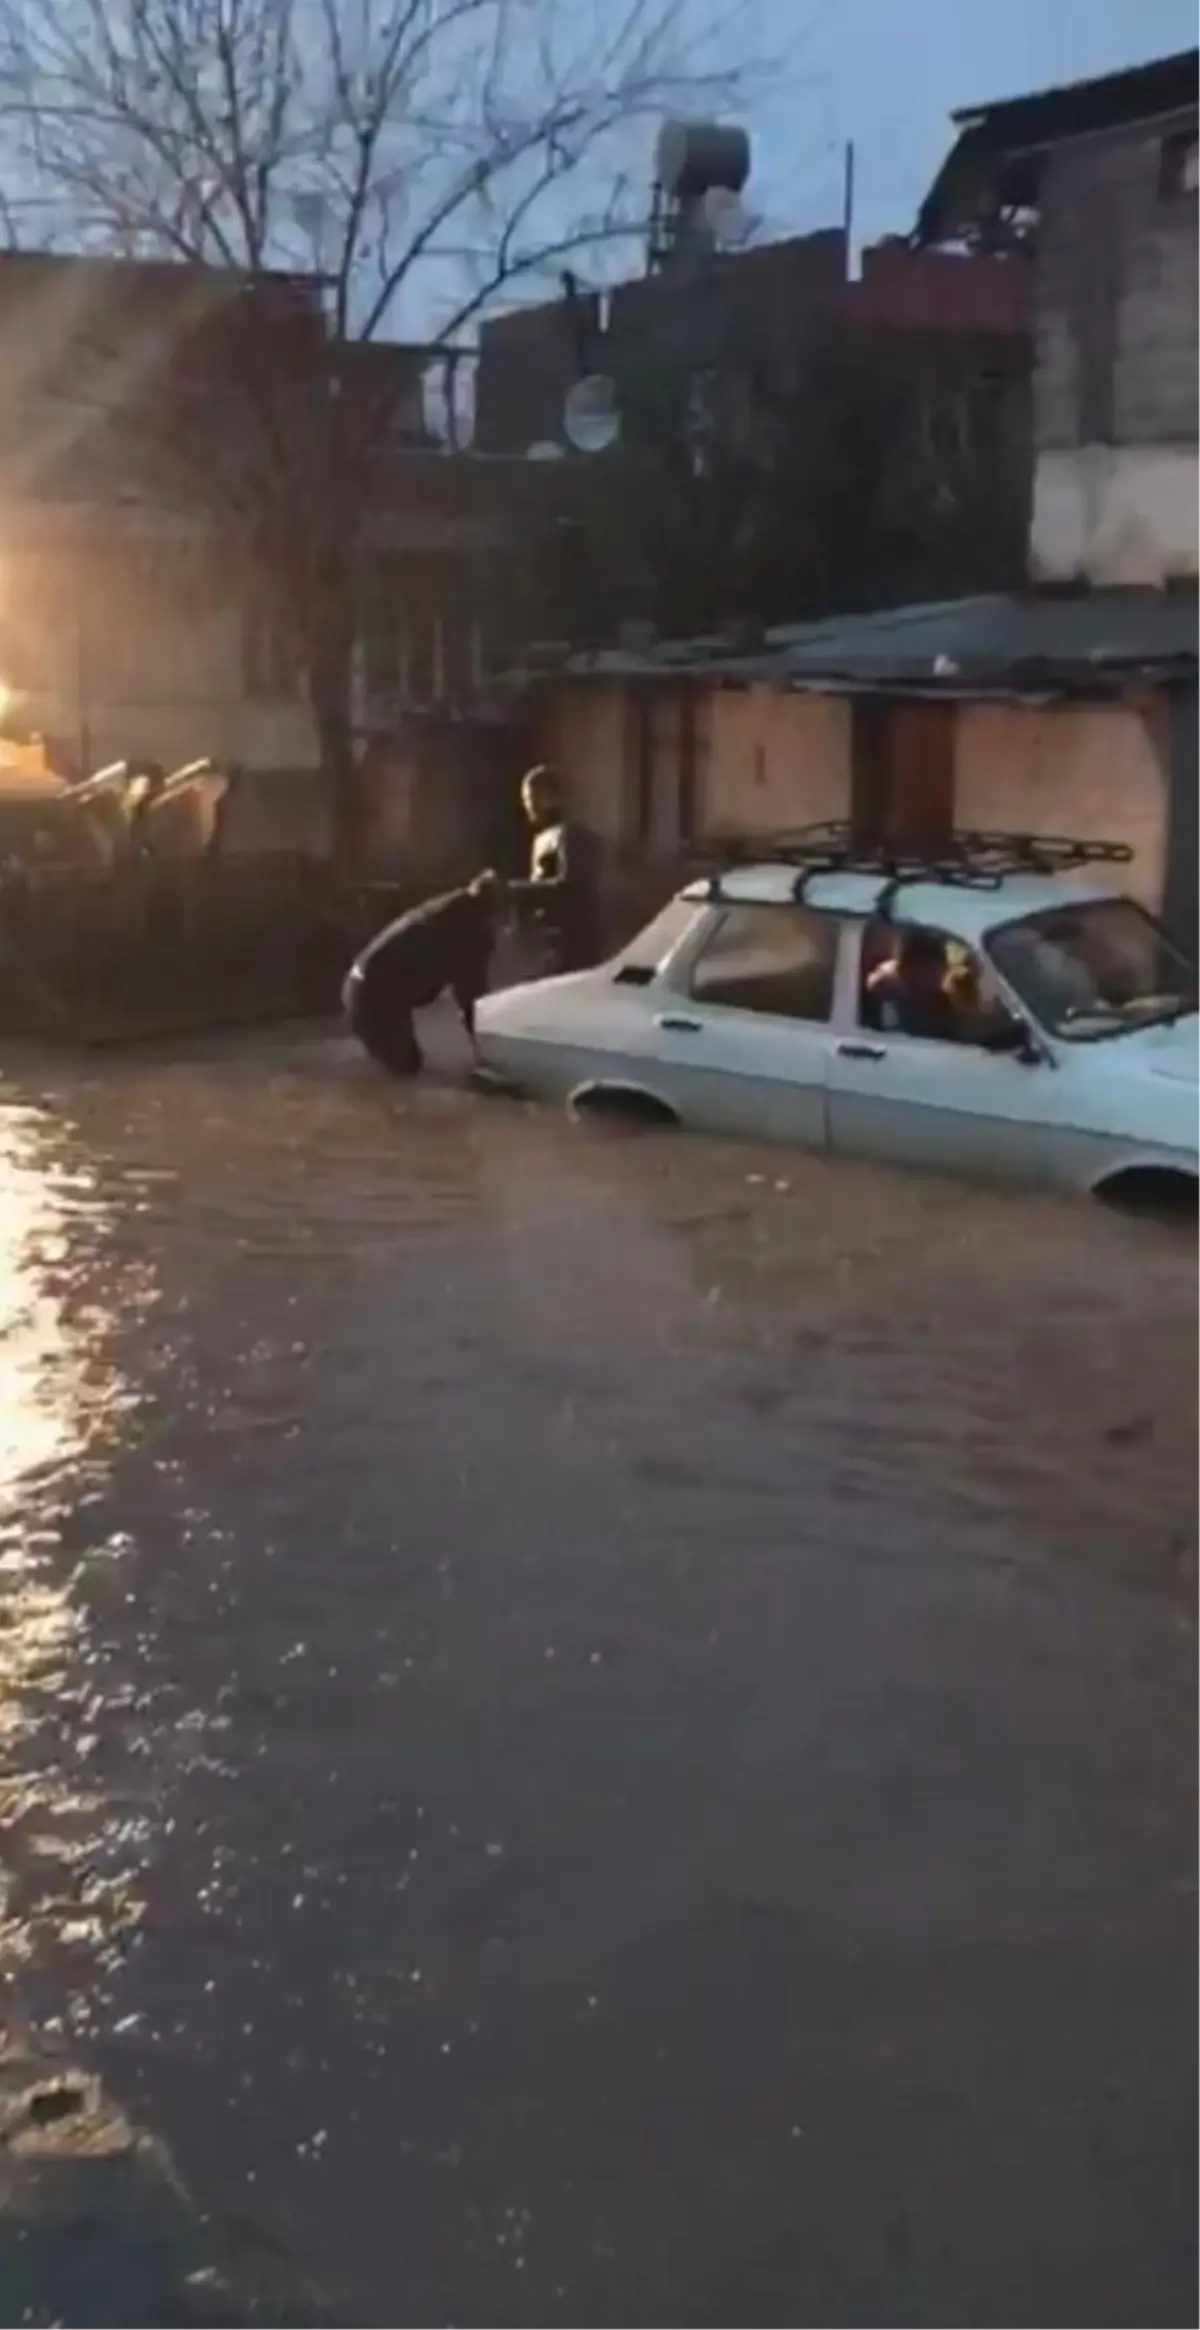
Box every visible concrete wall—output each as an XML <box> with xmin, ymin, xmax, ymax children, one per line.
<box><xmin>703</xmin><ymin>689</ymin><xmax>849</xmax><ymax>832</ymax></box>
<box><xmin>5</xmin><ymin>495</ymin><xmax>521</xmax><ymax>788</ymax></box>
<box><xmin>218</xmin><ymin>768</ymin><xmax>333</xmax><ymax>857</ymax></box>
<box><xmin>1035</xmin><ymin>123</ymin><xmax>1198</xmax><ymax>450</ymax></box>
<box><xmin>955</xmin><ymin>699</ymin><xmax>1167</xmax><ymax>906</ymax></box>
<box><xmin>1030</xmin><ymin>444</ymin><xmax>1199</xmax><ymax>586</ymax></box>
<box><xmin>535</xmin><ymin>681</ymin><xmax>850</xmax><ymax>845</ymax></box>
<box><xmin>1031</xmin><ymin>116</ymin><xmax>1198</xmax><ymax>583</ymax></box>
<box><xmin>537</xmin><ymin>677</ymin><xmax>1173</xmax><ymax>922</ymax></box>
<box><xmin>16</xmin><ymin>689</ymin><xmax>317</xmax><ymax>786</ymax></box>
<box><xmin>6</xmin><ymin>507</ymin><xmax>316</xmax><ymax>778</ymax></box>
<box><xmin>475</xmin><ymin>232</ymin><xmax>848</xmax><ymax>455</ymax></box>
<box><xmin>535</xmin><ymin>682</ymin><xmax>629</xmax><ymax>841</ymax></box>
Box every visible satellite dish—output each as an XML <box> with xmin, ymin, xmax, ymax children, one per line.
<box><xmin>700</xmin><ymin>185</ymin><xmax>752</xmax><ymax>247</ymax></box>
<box><xmin>563</xmin><ymin>374</ymin><xmax>620</xmax><ymax>455</ymax></box>
<box><xmin>525</xmin><ymin>439</ymin><xmax>566</xmax><ymax>460</ymax></box>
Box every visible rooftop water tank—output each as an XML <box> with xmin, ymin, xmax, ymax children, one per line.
<box><xmin>655</xmin><ymin>119</ymin><xmax>751</xmax><ymax>201</ymax></box>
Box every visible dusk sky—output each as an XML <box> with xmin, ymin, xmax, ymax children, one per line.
<box><xmin>749</xmin><ymin>0</ymin><xmax>1198</xmax><ymax>245</ymax></box>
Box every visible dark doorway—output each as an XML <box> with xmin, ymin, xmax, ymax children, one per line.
<box><xmin>851</xmin><ymin>697</ymin><xmax>956</xmax><ymax>852</ymax></box>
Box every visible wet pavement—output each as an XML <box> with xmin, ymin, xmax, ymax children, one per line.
<box><xmin>0</xmin><ymin>1013</ymin><xmax>1195</xmax><ymax>2326</ymax></box>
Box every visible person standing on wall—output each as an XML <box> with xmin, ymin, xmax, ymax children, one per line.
<box><xmin>508</xmin><ymin>763</ymin><xmax>602</xmax><ymax>973</ymax></box>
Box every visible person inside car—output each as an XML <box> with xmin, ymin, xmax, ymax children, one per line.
<box><xmin>866</xmin><ymin>925</ymin><xmax>1022</xmax><ymax>1050</ymax></box>
<box><xmin>866</xmin><ymin>926</ymin><xmax>964</xmax><ymax>1039</ymax></box>
<box><xmin>343</xmin><ymin>870</ymin><xmax>503</xmax><ymax>1077</ymax></box>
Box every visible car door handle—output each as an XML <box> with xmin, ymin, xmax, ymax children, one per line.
<box><xmin>836</xmin><ymin>1040</ymin><xmax>885</xmax><ymax>1062</ymax></box>
<box><xmin>656</xmin><ymin>1013</ymin><xmax>702</xmax><ymax>1034</ymax></box>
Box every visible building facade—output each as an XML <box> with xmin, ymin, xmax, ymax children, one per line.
<box><xmin>918</xmin><ymin>47</ymin><xmax>1198</xmax><ymax>590</ymax></box>
<box><xmin>0</xmin><ymin>250</ymin><xmax>546</xmax><ymax>829</ymax></box>
<box><xmin>505</xmin><ymin>58</ymin><xmax>1198</xmax><ymax>951</ymax></box>
<box><xmin>523</xmin><ymin>585</ymin><xmax>1195</xmax><ymax>942</ymax></box>
<box><xmin>475</xmin><ymin>227</ymin><xmax>1030</xmax><ymax>473</ymax></box>
<box><xmin>529</xmin><ymin>665</ymin><xmax>1177</xmax><ymax>935</ymax></box>
<box><xmin>474</xmin><ymin>223</ymin><xmax>1033</xmax><ymax>639</ymax></box>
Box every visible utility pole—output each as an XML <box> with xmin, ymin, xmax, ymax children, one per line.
<box><xmin>842</xmin><ymin>139</ymin><xmax>856</xmax><ymax>256</ymax></box>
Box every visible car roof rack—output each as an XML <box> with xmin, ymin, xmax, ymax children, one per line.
<box><xmin>688</xmin><ymin>823</ymin><xmax>1134</xmax><ymax>908</ymax></box>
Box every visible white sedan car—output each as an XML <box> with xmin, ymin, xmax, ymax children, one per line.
<box><xmin>476</xmin><ymin>834</ymin><xmax>1198</xmax><ymax>1204</ymax></box>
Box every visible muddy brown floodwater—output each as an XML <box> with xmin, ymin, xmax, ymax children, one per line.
<box><xmin>0</xmin><ymin>1013</ymin><xmax>1195</xmax><ymax>2328</ymax></box>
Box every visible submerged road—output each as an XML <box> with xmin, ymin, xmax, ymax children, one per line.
<box><xmin>0</xmin><ymin>1014</ymin><xmax>1195</xmax><ymax>2326</ymax></box>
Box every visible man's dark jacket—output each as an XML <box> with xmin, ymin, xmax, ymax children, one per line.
<box><xmin>347</xmin><ymin>887</ymin><xmax>493</xmax><ymax>1030</ymax></box>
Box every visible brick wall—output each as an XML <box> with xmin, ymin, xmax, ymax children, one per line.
<box><xmin>843</xmin><ymin>243</ymin><xmax>1031</xmax><ymax>335</ymax></box>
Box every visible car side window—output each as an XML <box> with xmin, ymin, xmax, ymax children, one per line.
<box><xmin>859</xmin><ymin>920</ymin><xmax>1017</xmax><ymax>1048</ymax></box>
<box><xmin>611</xmin><ymin>899</ymin><xmax>699</xmax><ymax>986</ymax></box>
<box><xmin>688</xmin><ymin>905</ymin><xmax>837</xmax><ymax>1022</ymax></box>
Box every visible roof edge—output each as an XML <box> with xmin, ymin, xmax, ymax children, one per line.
<box><xmin>947</xmin><ymin>46</ymin><xmax>1198</xmax><ymax>131</ymax></box>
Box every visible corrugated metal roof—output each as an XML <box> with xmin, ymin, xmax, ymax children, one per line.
<box><xmin>753</xmin><ymin>589</ymin><xmax>1199</xmax><ymax>681</ymax></box>
<box><xmin>556</xmin><ymin>589</ymin><xmax>1197</xmax><ymax>692</ymax></box>
<box><xmin>946</xmin><ymin>48</ymin><xmax>1198</xmax><ymax>139</ymax></box>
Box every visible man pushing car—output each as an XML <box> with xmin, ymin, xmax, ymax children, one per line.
<box><xmin>343</xmin><ymin>869</ymin><xmax>503</xmax><ymax>1077</ymax></box>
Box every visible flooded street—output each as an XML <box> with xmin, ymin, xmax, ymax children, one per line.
<box><xmin>0</xmin><ymin>1017</ymin><xmax>1195</xmax><ymax>2327</ymax></box>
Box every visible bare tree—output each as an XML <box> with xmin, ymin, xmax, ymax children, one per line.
<box><xmin>0</xmin><ymin>0</ymin><xmax>754</xmax><ymax>856</ymax></box>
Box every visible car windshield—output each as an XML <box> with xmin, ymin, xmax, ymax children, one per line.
<box><xmin>987</xmin><ymin>897</ymin><xmax>1198</xmax><ymax>1041</ymax></box>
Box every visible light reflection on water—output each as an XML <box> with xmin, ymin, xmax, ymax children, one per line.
<box><xmin>0</xmin><ymin>1120</ymin><xmax>94</xmax><ymax>1493</ymax></box>
<box><xmin>0</xmin><ymin>1106</ymin><xmax>154</xmax><ymax>2035</ymax></box>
